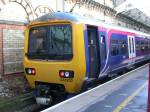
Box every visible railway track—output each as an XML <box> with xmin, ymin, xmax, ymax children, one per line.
<box><xmin>0</xmin><ymin>63</ymin><xmax>147</xmax><ymax>112</ymax></box>
<box><xmin>0</xmin><ymin>93</ymin><xmax>38</xmax><ymax>112</ymax></box>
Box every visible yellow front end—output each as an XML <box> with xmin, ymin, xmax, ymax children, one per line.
<box><xmin>24</xmin><ymin>21</ymin><xmax>86</xmax><ymax>94</ymax></box>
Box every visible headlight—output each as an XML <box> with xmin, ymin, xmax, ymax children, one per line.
<box><xmin>25</xmin><ymin>68</ymin><xmax>36</xmax><ymax>75</ymax></box>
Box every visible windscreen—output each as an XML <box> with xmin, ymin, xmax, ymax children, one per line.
<box><xmin>27</xmin><ymin>24</ymin><xmax>72</xmax><ymax>60</ymax></box>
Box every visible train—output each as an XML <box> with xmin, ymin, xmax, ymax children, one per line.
<box><xmin>24</xmin><ymin>12</ymin><xmax>150</xmax><ymax>105</ymax></box>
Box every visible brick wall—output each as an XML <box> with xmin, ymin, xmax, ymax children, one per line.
<box><xmin>0</xmin><ymin>21</ymin><xmax>25</xmax><ymax>77</ymax></box>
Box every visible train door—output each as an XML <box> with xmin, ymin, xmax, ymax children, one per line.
<box><xmin>127</xmin><ymin>36</ymin><xmax>136</xmax><ymax>61</ymax></box>
<box><xmin>87</xmin><ymin>26</ymin><xmax>100</xmax><ymax>79</ymax></box>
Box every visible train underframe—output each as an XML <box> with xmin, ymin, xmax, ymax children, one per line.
<box><xmin>34</xmin><ymin>82</ymin><xmax>67</xmax><ymax>105</ymax></box>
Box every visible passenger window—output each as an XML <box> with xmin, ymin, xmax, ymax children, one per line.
<box><xmin>119</xmin><ymin>40</ymin><xmax>127</xmax><ymax>55</ymax></box>
<box><xmin>111</xmin><ymin>45</ymin><xmax>119</xmax><ymax>56</ymax></box>
<box><xmin>132</xmin><ymin>38</ymin><xmax>135</xmax><ymax>53</ymax></box>
<box><xmin>136</xmin><ymin>41</ymin><xmax>140</xmax><ymax>51</ymax></box>
<box><xmin>148</xmin><ymin>40</ymin><xmax>150</xmax><ymax>49</ymax></box>
<box><xmin>141</xmin><ymin>41</ymin><xmax>145</xmax><ymax>52</ymax></box>
<box><xmin>111</xmin><ymin>39</ymin><xmax>119</xmax><ymax>56</ymax></box>
<box><xmin>111</xmin><ymin>40</ymin><xmax>118</xmax><ymax>44</ymax></box>
<box><xmin>145</xmin><ymin>41</ymin><xmax>148</xmax><ymax>51</ymax></box>
<box><xmin>129</xmin><ymin>38</ymin><xmax>132</xmax><ymax>53</ymax></box>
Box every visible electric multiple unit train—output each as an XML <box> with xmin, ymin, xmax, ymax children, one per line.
<box><xmin>24</xmin><ymin>12</ymin><xmax>150</xmax><ymax>105</ymax></box>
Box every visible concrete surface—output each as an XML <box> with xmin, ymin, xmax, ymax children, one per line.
<box><xmin>42</xmin><ymin>64</ymin><xmax>149</xmax><ymax>112</ymax></box>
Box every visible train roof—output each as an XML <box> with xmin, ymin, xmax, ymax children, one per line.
<box><xmin>34</xmin><ymin>12</ymin><xmax>150</xmax><ymax>37</ymax></box>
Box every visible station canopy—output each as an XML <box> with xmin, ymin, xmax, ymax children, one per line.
<box><xmin>113</xmin><ymin>0</ymin><xmax>150</xmax><ymax>27</ymax></box>
<box><xmin>90</xmin><ymin>0</ymin><xmax>150</xmax><ymax>27</ymax></box>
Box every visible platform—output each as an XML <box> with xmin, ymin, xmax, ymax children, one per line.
<box><xmin>42</xmin><ymin>64</ymin><xmax>149</xmax><ymax>112</ymax></box>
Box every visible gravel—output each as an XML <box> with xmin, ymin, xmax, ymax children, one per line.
<box><xmin>0</xmin><ymin>74</ymin><xmax>31</xmax><ymax>100</ymax></box>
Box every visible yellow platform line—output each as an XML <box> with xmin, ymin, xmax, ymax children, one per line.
<box><xmin>113</xmin><ymin>82</ymin><xmax>147</xmax><ymax>112</ymax></box>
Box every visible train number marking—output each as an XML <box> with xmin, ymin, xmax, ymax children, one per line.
<box><xmin>60</xmin><ymin>78</ymin><xmax>73</xmax><ymax>82</ymax></box>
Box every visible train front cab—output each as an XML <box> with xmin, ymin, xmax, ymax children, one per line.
<box><xmin>24</xmin><ymin>21</ymin><xmax>88</xmax><ymax>104</ymax></box>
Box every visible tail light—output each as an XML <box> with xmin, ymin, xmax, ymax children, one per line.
<box><xmin>59</xmin><ymin>71</ymin><xmax>65</xmax><ymax>77</ymax></box>
<box><xmin>25</xmin><ymin>68</ymin><xmax>36</xmax><ymax>75</ymax></box>
<box><xmin>59</xmin><ymin>70</ymin><xmax>74</xmax><ymax>78</ymax></box>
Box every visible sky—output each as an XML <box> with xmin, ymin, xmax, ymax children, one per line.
<box><xmin>131</xmin><ymin>0</ymin><xmax>150</xmax><ymax>17</ymax></box>
<box><xmin>115</xmin><ymin>0</ymin><xmax>150</xmax><ymax>17</ymax></box>
<box><xmin>0</xmin><ymin>0</ymin><xmax>150</xmax><ymax>22</ymax></box>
